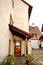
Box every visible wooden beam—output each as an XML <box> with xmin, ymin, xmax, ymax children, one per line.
<box><xmin>25</xmin><ymin>38</ymin><xmax>28</xmax><ymax>54</ymax></box>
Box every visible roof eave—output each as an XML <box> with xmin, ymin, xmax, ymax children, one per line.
<box><xmin>9</xmin><ymin>24</ymin><xmax>31</xmax><ymax>40</ymax></box>
<box><xmin>21</xmin><ymin>0</ymin><xmax>33</xmax><ymax>8</ymax></box>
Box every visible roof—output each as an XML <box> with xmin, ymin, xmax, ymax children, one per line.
<box><xmin>39</xmin><ymin>35</ymin><xmax>43</xmax><ymax>40</ymax></box>
<box><xmin>41</xmin><ymin>24</ymin><xmax>43</xmax><ymax>32</ymax></box>
<box><xmin>39</xmin><ymin>35</ymin><xmax>43</xmax><ymax>42</ymax></box>
<box><xmin>9</xmin><ymin>24</ymin><xmax>31</xmax><ymax>40</ymax></box>
<box><xmin>21</xmin><ymin>0</ymin><xmax>33</xmax><ymax>18</ymax></box>
<box><xmin>29</xmin><ymin>26</ymin><xmax>42</xmax><ymax>39</ymax></box>
<box><xmin>21</xmin><ymin>0</ymin><xmax>32</xmax><ymax>7</ymax></box>
<box><xmin>30</xmin><ymin>36</ymin><xmax>38</xmax><ymax>40</ymax></box>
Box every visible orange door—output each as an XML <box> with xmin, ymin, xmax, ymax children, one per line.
<box><xmin>14</xmin><ymin>42</ymin><xmax>21</xmax><ymax>56</ymax></box>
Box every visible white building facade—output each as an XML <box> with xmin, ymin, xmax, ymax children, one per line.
<box><xmin>0</xmin><ymin>0</ymin><xmax>32</xmax><ymax>61</ymax></box>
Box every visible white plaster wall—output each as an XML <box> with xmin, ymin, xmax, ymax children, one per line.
<box><xmin>10</xmin><ymin>40</ymin><xmax>14</xmax><ymax>55</ymax></box>
<box><xmin>9</xmin><ymin>33</ymin><xmax>14</xmax><ymax>55</ymax></box>
<box><xmin>41</xmin><ymin>42</ymin><xmax>43</xmax><ymax>47</ymax></box>
<box><xmin>14</xmin><ymin>0</ymin><xmax>29</xmax><ymax>33</ymax></box>
<box><xmin>28</xmin><ymin>41</ymin><xmax>32</xmax><ymax>54</ymax></box>
<box><xmin>0</xmin><ymin>0</ymin><xmax>14</xmax><ymax>61</ymax></box>
<box><xmin>21</xmin><ymin>40</ymin><xmax>32</xmax><ymax>55</ymax></box>
<box><xmin>21</xmin><ymin>41</ymin><xmax>26</xmax><ymax>56</ymax></box>
<box><xmin>0</xmin><ymin>0</ymin><xmax>30</xmax><ymax>62</ymax></box>
<box><xmin>30</xmin><ymin>40</ymin><xmax>39</xmax><ymax>49</ymax></box>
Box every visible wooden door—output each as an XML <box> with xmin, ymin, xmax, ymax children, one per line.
<box><xmin>14</xmin><ymin>42</ymin><xmax>21</xmax><ymax>56</ymax></box>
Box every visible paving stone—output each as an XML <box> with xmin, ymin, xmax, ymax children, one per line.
<box><xmin>15</xmin><ymin>49</ymin><xmax>43</xmax><ymax>65</ymax></box>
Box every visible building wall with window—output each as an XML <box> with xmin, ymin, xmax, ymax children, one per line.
<box><xmin>0</xmin><ymin>0</ymin><xmax>14</xmax><ymax>61</ymax></box>
<box><xmin>0</xmin><ymin>0</ymin><xmax>31</xmax><ymax>61</ymax></box>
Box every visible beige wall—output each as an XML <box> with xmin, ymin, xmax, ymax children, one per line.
<box><xmin>21</xmin><ymin>40</ymin><xmax>32</xmax><ymax>55</ymax></box>
<box><xmin>41</xmin><ymin>42</ymin><xmax>43</xmax><ymax>47</ymax></box>
<box><xmin>0</xmin><ymin>0</ymin><xmax>14</xmax><ymax>60</ymax></box>
<box><xmin>14</xmin><ymin>0</ymin><xmax>29</xmax><ymax>33</ymax></box>
<box><xmin>21</xmin><ymin>41</ymin><xmax>26</xmax><ymax>56</ymax></box>
<box><xmin>0</xmin><ymin>0</ymin><xmax>30</xmax><ymax>61</ymax></box>
<box><xmin>28</xmin><ymin>41</ymin><xmax>32</xmax><ymax>54</ymax></box>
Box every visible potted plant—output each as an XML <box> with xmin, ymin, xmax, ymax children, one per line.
<box><xmin>4</xmin><ymin>54</ymin><xmax>16</xmax><ymax>65</ymax></box>
<box><xmin>25</xmin><ymin>53</ymin><xmax>33</xmax><ymax>65</ymax></box>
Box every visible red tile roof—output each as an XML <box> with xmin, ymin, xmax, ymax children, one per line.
<box><xmin>29</xmin><ymin>26</ymin><xmax>42</xmax><ymax>39</ymax></box>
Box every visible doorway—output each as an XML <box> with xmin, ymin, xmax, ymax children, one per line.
<box><xmin>14</xmin><ymin>42</ymin><xmax>21</xmax><ymax>56</ymax></box>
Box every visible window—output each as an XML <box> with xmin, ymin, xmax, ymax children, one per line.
<box><xmin>16</xmin><ymin>42</ymin><xmax>20</xmax><ymax>48</ymax></box>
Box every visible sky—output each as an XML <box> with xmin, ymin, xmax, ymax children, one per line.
<box><xmin>25</xmin><ymin>0</ymin><xmax>43</xmax><ymax>31</ymax></box>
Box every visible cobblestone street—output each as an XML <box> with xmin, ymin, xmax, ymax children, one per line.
<box><xmin>15</xmin><ymin>49</ymin><xmax>43</xmax><ymax>65</ymax></box>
